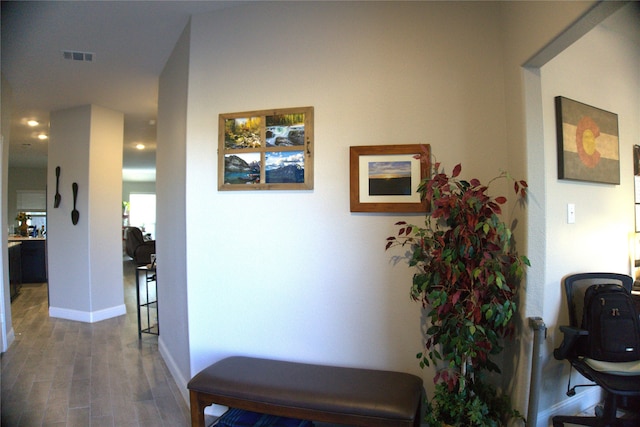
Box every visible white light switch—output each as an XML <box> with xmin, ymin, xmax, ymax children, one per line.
<box><xmin>567</xmin><ymin>203</ymin><xmax>575</xmax><ymax>224</ymax></box>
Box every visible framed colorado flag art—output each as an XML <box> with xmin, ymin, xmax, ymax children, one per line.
<box><xmin>555</xmin><ymin>96</ymin><xmax>619</xmax><ymax>185</ymax></box>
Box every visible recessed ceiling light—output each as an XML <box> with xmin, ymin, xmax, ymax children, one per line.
<box><xmin>37</xmin><ymin>134</ymin><xmax>48</xmax><ymax>140</ymax></box>
<box><xmin>27</xmin><ymin>120</ymin><xmax>39</xmax><ymax>127</ymax></box>
<box><xmin>136</xmin><ymin>144</ymin><xmax>145</xmax><ymax>150</ymax></box>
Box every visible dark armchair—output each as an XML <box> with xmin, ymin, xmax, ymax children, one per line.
<box><xmin>124</xmin><ymin>226</ymin><xmax>155</xmax><ymax>265</ymax></box>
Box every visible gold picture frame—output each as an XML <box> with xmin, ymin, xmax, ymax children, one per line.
<box><xmin>349</xmin><ymin>144</ymin><xmax>430</xmax><ymax>213</ymax></box>
<box><xmin>218</xmin><ymin>106</ymin><xmax>314</xmax><ymax>191</ymax></box>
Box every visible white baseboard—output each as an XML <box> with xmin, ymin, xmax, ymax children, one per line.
<box><xmin>158</xmin><ymin>337</ymin><xmax>190</xmax><ymax>405</ymax></box>
<box><xmin>535</xmin><ymin>387</ymin><xmax>602</xmax><ymax>427</ymax></box>
<box><xmin>3</xmin><ymin>327</ymin><xmax>15</xmax><ymax>351</ymax></box>
<box><xmin>49</xmin><ymin>304</ymin><xmax>126</xmax><ymax>323</ymax></box>
<box><xmin>158</xmin><ymin>340</ymin><xmax>229</xmax><ymax>419</ymax></box>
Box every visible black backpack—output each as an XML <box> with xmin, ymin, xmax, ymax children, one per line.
<box><xmin>581</xmin><ymin>283</ymin><xmax>640</xmax><ymax>362</ymax></box>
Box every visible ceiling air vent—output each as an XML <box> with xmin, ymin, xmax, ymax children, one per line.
<box><xmin>62</xmin><ymin>50</ymin><xmax>94</xmax><ymax>62</ymax></box>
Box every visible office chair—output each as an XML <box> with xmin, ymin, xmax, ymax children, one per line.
<box><xmin>553</xmin><ymin>272</ymin><xmax>640</xmax><ymax>427</ymax></box>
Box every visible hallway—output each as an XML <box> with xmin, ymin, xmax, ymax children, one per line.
<box><xmin>1</xmin><ymin>259</ymin><xmax>190</xmax><ymax>427</ymax></box>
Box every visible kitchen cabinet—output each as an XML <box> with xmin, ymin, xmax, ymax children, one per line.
<box><xmin>9</xmin><ymin>238</ymin><xmax>47</xmax><ymax>283</ymax></box>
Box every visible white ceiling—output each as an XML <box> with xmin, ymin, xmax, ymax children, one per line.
<box><xmin>1</xmin><ymin>1</ymin><xmax>237</xmax><ymax>181</ymax></box>
<box><xmin>3</xmin><ymin>1</ymin><xmax>638</xmax><ymax>183</ymax></box>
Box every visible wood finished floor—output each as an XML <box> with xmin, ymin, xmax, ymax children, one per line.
<box><xmin>1</xmin><ymin>259</ymin><xmax>190</xmax><ymax>427</ymax></box>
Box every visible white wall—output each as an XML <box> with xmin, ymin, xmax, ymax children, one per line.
<box><xmin>154</xmin><ymin>1</ymin><xmax>636</xmax><ymax>422</ymax></box>
<box><xmin>48</xmin><ymin>105</ymin><xmax>125</xmax><ymax>321</ymax></box>
<box><xmin>499</xmin><ymin>1</ymin><xmax>603</xmax><ymax>419</ymax></box>
<box><xmin>535</xmin><ymin>5</ymin><xmax>640</xmax><ymax>423</ymax></box>
<box><xmin>88</xmin><ymin>105</ymin><xmax>126</xmax><ymax>313</ymax></box>
<box><xmin>183</xmin><ymin>0</ymin><xmax>512</xmax><ymax>395</ymax></box>
<box><xmin>1</xmin><ymin>74</ymin><xmax>13</xmax><ymax>351</ymax></box>
<box><xmin>48</xmin><ymin>106</ymin><xmax>92</xmax><ymax>313</ymax></box>
<box><xmin>157</xmin><ymin>22</ymin><xmax>191</xmax><ymax>393</ymax></box>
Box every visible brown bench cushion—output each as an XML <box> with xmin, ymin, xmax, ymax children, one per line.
<box><xmin>188</xmin><ymin>356</ymin><xmax>423</xmax><ymax>426</ymax></box>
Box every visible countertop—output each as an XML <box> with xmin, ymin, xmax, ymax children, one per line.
<box><xmin>9</xmin><ymin>236</ymin><xmax>46</xmax><ymax>241</ymax></box>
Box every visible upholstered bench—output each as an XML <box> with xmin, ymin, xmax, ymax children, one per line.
<box><xmin>187</xmin><ymin>356</ymin><xmax>424</xmax><ymax>427</ymax></box>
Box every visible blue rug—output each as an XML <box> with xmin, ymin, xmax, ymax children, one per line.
<box><xmin>216</xmin><ymin>408</ymin><xmax>313</xmax><ymax>427</ymax></box>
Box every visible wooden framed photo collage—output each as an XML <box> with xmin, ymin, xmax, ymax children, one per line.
<box><xmin>218</xmin><ymin>106</ymin><xmax>314</xmax><ymax>191</ymax></box>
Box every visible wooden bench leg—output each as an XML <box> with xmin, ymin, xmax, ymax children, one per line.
<box><xmin>189</xmin><ymin>390</ymin><xmax>206</xmax><ymax>427</ymax></box>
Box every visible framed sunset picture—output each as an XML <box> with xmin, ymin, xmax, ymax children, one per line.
<box><xmin>555</xmin><ymin>96</ymin><xmax>619</xmax><ymax>184</ymax></box>
<box><xmin>349</xmin><ymin>144</ymin><xmax>430</xmax><ymax>212</ymax></box>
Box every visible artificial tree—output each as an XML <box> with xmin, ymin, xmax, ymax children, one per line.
<box><xmin>386</xmin><ymin>159</ymin><xmax>529</xmax><ymax>427</ymax></box>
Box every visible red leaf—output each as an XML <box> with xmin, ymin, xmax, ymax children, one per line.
<box><xmin>495</xmin><ymin>196</ymin><xmax>507</xmax><ymax>204</ymax></box>
<box><xmin>385</xmin><ymin>241</ymin><xmax>393</xmax><ymax>250</ymax></box>
<box><xmin>488</xmin><ymin>201</ymin><xmax>499</xmax><ymax>211</ymax></box>
<box><xmin>452</xmin><ymin>164</ymin><xmax>462</xmax><ymax>177</ymax></box>
<box><xmin>451</xmin><ymin>290</ymin><xmax>462</xmax><ymax>305</ymax></box>
<box><xmin>399</xmin><ymin>228</ymin><xmax>405</xmax><ymax>235</ymax></box>
<box><xmin>519</xmin><ymin>180</ymin><xmax>528</xmax><ymax>188</ymax></box>
<box><xmin>470</xmin><ymin>178</ymin><xmax>481</xmax><ymax>186</ymax></box>
<box><xmin>396</xmin><ymin>221</ymin><xmax>407</xmax><ymax>225</ymax></box>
